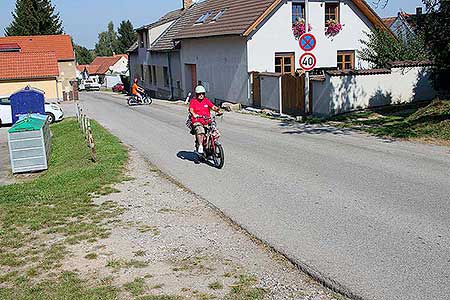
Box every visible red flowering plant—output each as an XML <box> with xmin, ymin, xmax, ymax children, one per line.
<box><xmin>292</xmin><ymin>18</ymin><xmax>312</xmax><ymax>40</ymax></box>
<box><xmin>325</xmin><ymin>19</ymin><xmax>343</xmax><ymax>37</ymax></box>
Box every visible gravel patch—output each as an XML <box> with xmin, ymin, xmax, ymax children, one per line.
<box><xmin>62</xmin><ymin>148</ymin><xmax>345</xmax><ymax>300</ymax></box>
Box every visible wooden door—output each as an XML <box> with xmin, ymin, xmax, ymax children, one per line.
<box><xmin>281</xmin><ymin>74</ymin><xmax>305</xmax><ymax>115</ymax></box>
<box><xmin>190</xmin><ymin>64</ymin><xmax>197</xmax><ymax>91</ymax></box>
<box><xmin>251</xmin><ymin>72</ymin><xmax>261</xmax><ymax>108</ymax></box>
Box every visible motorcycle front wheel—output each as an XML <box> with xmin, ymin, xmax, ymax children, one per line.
<box><xmin>212</xmin><ymin>142</ymin><xmax>224</xmax><ymax>169</ymax></box>
<box><xmin>127</xmin><ymin>97</ymin><xmax>135</xmax><ymax>106</ymax></box>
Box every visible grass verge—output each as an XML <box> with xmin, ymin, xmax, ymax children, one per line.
<box><xmin>0</xmin><ymin>118</ymin><xmax>128</xmax><ymax>297</ymax></box>
<box><xmin>309</xmin><ymin>100</ymin><xmax>450</xmax><ymax>144</ymax></box>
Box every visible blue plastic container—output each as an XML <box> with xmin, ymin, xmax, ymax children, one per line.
<box><xmin>10</xmin><ymin>87</ymin><xmax>45</xmax><ymax>124</ymax></box>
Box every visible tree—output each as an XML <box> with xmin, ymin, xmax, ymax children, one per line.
<box><xmin>117</xmin><ymin>20</ymin><xmax>137</xmax><ymax>54</ymax></box>
<box><xmin>5</xmin><ymin>0</ymin><xmax>63</xmax><ymax>36</ymax></box>
<box><xmin>74</xmin><ymin>44</ymin><xmax>94</xmax><ymax>65</ymax></box>
<box><xmin>358</xmin><ymin>28</ymin><xmax>428</xmax><ymax>68</ymax></box>
<box><xmin>95</xmin><ymin>21</ymin><xmax>119</xmax><ymax>56</ymax></box>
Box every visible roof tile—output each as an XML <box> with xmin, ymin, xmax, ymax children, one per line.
<box><xmin>0</xmin><ymin>52</ymin><xmax>59</xmax><ymax>80</ymax></box>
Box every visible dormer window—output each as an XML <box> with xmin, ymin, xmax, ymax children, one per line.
<box><xmin>211</xmin><ymin>9</ymin><xmax>226</xmax><ymax>22</ymax></box>
<box><xmin>195</xmin><ymin>12</ymin><xmax>212</xmax><ymax>24</ymax></box>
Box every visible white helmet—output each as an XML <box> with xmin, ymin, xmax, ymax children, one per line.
<box><xmin>195</xmin><ymin>85</ymin><xmax>206</xmax><ymax>94</ymax></box>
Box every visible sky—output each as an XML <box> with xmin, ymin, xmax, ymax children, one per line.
<box><xmin>0</xmin><ymin>0</ymin><xmax>424</xmax><ymax>49</ymax></box>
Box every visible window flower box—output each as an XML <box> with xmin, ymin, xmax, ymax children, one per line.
<box><xmin>325</xmin><ymin>20</ymin><xmax>343</xmax><ymax>37</ymax></box>
<box><xmin>292</xmin><ymin>18</ymin><xmax>312</xmax><ymax>40</ymax></box>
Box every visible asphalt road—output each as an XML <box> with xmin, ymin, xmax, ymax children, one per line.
<box><xmin>80</xmin><ymin>92</ymin><xmax>450</xmax><ymax>300</ymax></box>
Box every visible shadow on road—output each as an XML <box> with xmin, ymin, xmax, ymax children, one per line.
<box><xmin>279</xmin><ymin>122</ymin><xmax>354</xmax><ymax>135</ymax></box>
<box><xmin>177</xmin><ymin>151</ymin><xmax>200</xmax><ymax>164</ymax></box>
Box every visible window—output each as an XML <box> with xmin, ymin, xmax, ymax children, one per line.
<box><xmin>148</xmin><ymin>65</ymin><xmax>153</xmax><ymax>84</ymax></box>
<box><xmin>152</xmin><ymin>66</ymin><xmax>157</xmax><ymax>85</ymax></box>
<box><xmin>337</xmin><ymin>51</ymin><xmax>355</xmax><ymax>70</ymax></box>
<box><xmin>140</xmin><ymin>65</ymin><xmax>145</xmax><ymax>81</ymax></box>
<box><xmin>163</xmin><ymin>67</ymin><xmax>170</xmax><ymax>88</ymax></box>
<box><xmin>139</xmin><ymin>32</ymin><xmax>144</xmax><ymax>48</ymax></box>
<box><xmin>275</xmin><ymin>53</ymin><xmax>295</xmax><ymax>74</ymax></box>
<box><xmin>325</xmin><ymin>3</ymin><xmax>339</xmax><ymax>25</ymax></box>
<box><xmin>292</xmin><ymin>3</ymin><xmax>305</xmax><ymax>23</ymax></box>
<box><xmin>195</xmin><ymin>12</ymin><xmax>212</xmax><ymax>24</ymax></box>
<box><xmin>211</xmin><ymin>9</ymin><xmax>226</xmax><ymax>22</ymax></box>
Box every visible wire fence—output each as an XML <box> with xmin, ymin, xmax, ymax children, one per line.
<box><xmin>76</xmin><ymin>104</ymin><xmax>97</xmax><ymax>162</ymax></box>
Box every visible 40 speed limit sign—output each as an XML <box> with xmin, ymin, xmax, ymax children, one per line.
<box><xmin>299</xmin><ymin>52</ymin><xmax>317</xmax><ymax>71</ymax></box>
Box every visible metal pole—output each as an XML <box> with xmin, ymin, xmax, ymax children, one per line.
<box><xmin>305</xmin><ymin>0</ymin><xmax>310</xmax><ymax>115</ymax></box>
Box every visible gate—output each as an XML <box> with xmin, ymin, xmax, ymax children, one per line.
<box><xmin>251</xmin><ymin>72</ymin><xmax>261</xmax><ymax>108</ymax></box>
<box><xmin>281</xmin><ymin>74</ymin><xmax>305</xmax><ymax>115</ymax></box>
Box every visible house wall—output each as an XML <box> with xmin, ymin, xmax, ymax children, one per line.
<box><xmin>260</xmin><ymin>75</ymin><xmax>281</xmax><ymax>111</ymax></box>
<box><xmin>180</xmin><ymin>36</ymin><xmax>250</xmax><ymax>105</ymax></box>
<box><xmin>247</xmin><ymin>0</ymin><xmax>374</xmax><ymax>72</ymax></box>
<box><xmin>110</xmin><ymin>57</ymin><xmax>129</xmax><ymax>74</ymax></box>
<box><xmin>0</xmin><ymin>78</ymin><xmax>60</xmax><ymax>100</ymax></box>
<box><xmin>58</xmin><ymin>60</ymin><xmax>77</xmax><ymax>94</ymax></box>
<box><xmin>312</xmin><ymin>66</ymin><xmax>436</xmax><ymax>116</ymax></box>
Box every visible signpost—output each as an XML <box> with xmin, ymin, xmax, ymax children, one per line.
<box><xmin>299</xmin><ymin>52</ymin><xmax>317</xmax><ymax>71</ymax></box>
<box><xmin>299</xmin><ymin>33</ymin><xmax>316</xmax><ymax>52</ymax></box>
<box><xmin>304</xmin><ymin>0</ymin><xmax>311</xmax><ymax>114</ymax></box>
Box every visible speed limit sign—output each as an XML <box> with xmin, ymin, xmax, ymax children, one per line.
<box><xmin>299</xmin><ymin>52</ymin><xmax>317</xmax><ymax>71</ymax></box>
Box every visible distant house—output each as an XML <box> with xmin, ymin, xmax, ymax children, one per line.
<box><xmin>382</xmin><ymin>7</ymin><xmax>425</xmax><ymax>43</ymax></box>
<box><xmin>0</xmin><ymin>35</ymin><xmax>76</xmax><ymax>99</ymax></box>
<box><xmin>77</xmin><ymin>54</ymin><xmax>128</xmax><ymax>88</ymax></box>
<box><xmin>130</xmin><ymin>4</ymin><xmax>188</xmax><ymax>99</ymax></box>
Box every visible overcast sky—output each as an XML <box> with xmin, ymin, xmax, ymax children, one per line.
<box><xmin>0</xmin><ymin>0</ymin><xmax>424</xmax><ymax>48</ymax></box>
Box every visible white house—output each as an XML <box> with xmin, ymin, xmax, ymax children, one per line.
<box><xmin>382</xmin><ymin>7</ymin><xmax>424</xmax><ymax>43</ymax></box>
<box><xmin>173</xmin><ymin>0</ymin><xmax>390</xmax><ymax>106</ymax></box>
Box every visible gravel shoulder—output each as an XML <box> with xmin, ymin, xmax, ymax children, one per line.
<box><xmin>62</xmin><ymin>148</ymin><xmax>344</xmax><ymax>300</ymax></box>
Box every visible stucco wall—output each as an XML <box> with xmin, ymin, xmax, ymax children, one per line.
<box><xmin>312</xmin><ymin>66</ymin><xmax>436</xmax><ymax>116</ymax></box>
<box><xmin>260</xmin><ymin>75</ymin><xmax>281</xmax><ymax>111</ymax></box>
<box><xmin>181</xmin><ymin>36</ymin><xmax>250</xmax><ymax>105</ymax></box>
<box><xmin>58</xmin><ymin>60</ymin><xmax>77</xmax><ymax>94</ymax></box>
<box><xmin>0</xmin><ymin>78</ymin><xmax>59</xmax><ymax>100</ymax></box>
<box><xmin>247</xmin><ymin>0</ymin><xmax>374</xmax><ymax>72</ymax></box>
<box><xmin>110</xmin><ymin>57</ymin><xmax>129</xmax><ymax>74</ymax></box>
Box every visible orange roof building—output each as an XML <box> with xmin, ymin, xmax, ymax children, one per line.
<box><xmin>0</xmin><ymin>35</ymin><xmax>76</xmax><ymax>100</ymax></box>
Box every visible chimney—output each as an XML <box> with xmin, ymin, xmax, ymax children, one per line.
<box><xmin>183</xmin><ymin>0</ymin><xmax>193</xmax><ymax>10</ymax></box>
<box><xmin>416</xmin><ymin>7</ymin><xmax>423</xmax><ymax>15</ymax></box>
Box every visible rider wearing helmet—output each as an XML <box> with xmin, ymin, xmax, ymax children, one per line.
<box><xmin>189</xmin><ymin>85</ymin><xmax>220</xmax><ymax>154</ymax></box>
<box><xmin>131</xmin><ymin>78</ymin><xmax>144</xmax><ymax>102</ymax></box>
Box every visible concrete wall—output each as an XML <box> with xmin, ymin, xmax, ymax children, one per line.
<box><xmin>58</xmin><ymin>60</ymin><xmax>77</xmax><ymax>94</ymax></box>
<box><xmin>247</xmin><ymin>0</ymin><xmax>374</xmax><ymax>72</ymax></box>
<box><xmin>260</xmin><ymin>74</ymin><xmax>281</xmax><ymax>111</ymax></box>
<box><xmin>0</xmin><ymin>78</ymin><xmax>59</xmax><ymax>100</ymax></box>
<box><xmin>181</xmin><ymin>36</ymin><xmax>250</xmax><ymax>105</ymax></box>
<box><xmin>312</xmin><ymin>66</ymin><xmax>436</xmax><ymax>116</ymax></box>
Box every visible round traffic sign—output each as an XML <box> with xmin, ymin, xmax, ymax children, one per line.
<box><xmin>299</xmin><ymin>52</ymin><xmax>317</xmax><ymax>71</ymax></box>
<box><xmin>299</xmin><ymin>33</ymin><xmax>317</xmax><ymax>52</ymax></box>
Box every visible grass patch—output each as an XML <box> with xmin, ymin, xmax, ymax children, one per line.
<box><xmin>123</xmin><ymin>277</ymin><xmax>146</xmax><ymax>296</ymax></box>
<box><xmin>85</xmin><ymin>253</ymin><xmax>98</xmax><ymax>260</ymax></box>
<box><xmin>0</xmin><ymin>118</ymin><xmax>127</xmax><ymax>293</ymax></box>
<box><xmin>0</xmin><ymin>272</ymin><xmax>118</xmax><ymax>300</ymax></box>
<box><xmin>225</xmin><ymin>274</ymin><xmax>266</xmax><ymax>300</ymax></box>
<box><xmin>138</xmin><ymin>224</ymin><xmax>161</xmax><ymax>236</ymax></box>
<box><xmin>137</xmin><ymin>296</ymin><xmax>184</xmax><ymax>300</ymax></box>
<box><xmin>208</xmin><ymin>281</ymin><xmax>223</xmax><ymax>290</ymax></box>
<box><xmin>318</xmin><ymin>100</ymin><xmax>450</xmax><ymax>143</ymax></box>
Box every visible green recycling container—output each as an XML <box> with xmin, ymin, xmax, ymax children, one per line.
<box><xmin>7</xmin><ymin>114</ymin><xmax>51</xmax><ymax>173</ymax></box>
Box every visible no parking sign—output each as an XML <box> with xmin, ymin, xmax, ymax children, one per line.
<box><xmin>299</xmin><ymin>33</ymin><xmax>317</xmax><ymax>72</ymax></box>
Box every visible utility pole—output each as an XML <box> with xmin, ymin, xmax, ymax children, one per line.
<box><xmin>304</xmin><ymin>0</ymin><xmax>310</xmax><ymax>115</ymax></box>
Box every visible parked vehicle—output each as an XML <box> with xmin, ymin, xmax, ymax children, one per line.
<box><xmin>0</xmin><ymin>95</ymin><xmax>64</xmax><ymax>126</ymax></box>
<box><xmin>83</xmin><ymin>79</ymin><xmax>101</xmax><ymax>91</ymax></box>
<box><xmin>112</xmin><ymin>83</ymin><xmax>125</xmax><ymax>93</ymax></box>
<box><xmin>127</xmin><ymin>92</ymin><xmax>153</xmax><ymax>106</ymax></box>
<box><xmin>195</xmin><ymin>113</ymin><xmax>225</xmax><ymax>169</ymax></box>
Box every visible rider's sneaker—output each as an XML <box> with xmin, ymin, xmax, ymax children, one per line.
<box><xmin>198</xmin><ymin>145</ymin><xmax>204</xmax><ymax>154</ymax></box>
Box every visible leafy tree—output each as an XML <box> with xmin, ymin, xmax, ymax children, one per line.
<box><xmin>358</xmin><ymin>28</ymin><xmax>428</xmax><ymax>68</ymax></box>
<box><xmin>74</xmin><ymin>44</ymin><xmax>94</xmax><ymax>65</ymax></box>
<box><xmin>117</xmin><ymin>20</ymin><xmax>137</xmax><ymax>54</ymax></box>
<box><xmin>5</xmin><ymin>0</ymin><xmax>63</xmax><ymax>36</ymax></box>
<box><xmin>95</xmin><ymin>21</ymin><xmax>119</xmax><ymax>56</ymax></box>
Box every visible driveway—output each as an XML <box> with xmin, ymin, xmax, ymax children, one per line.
<box><xmin>79</xmin><ymin>92</ymin><xmax>450</xmax><ymax>300</ymax></box>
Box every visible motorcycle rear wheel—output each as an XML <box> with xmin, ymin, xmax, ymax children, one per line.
<box><xmin>213</xmin><ymin>143</ymin><xmax>224</xmax><ymax>169</ymax></box>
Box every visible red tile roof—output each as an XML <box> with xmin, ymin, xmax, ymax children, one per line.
<box><xmin>382</xmin><ymin>17</ymin><xmax>397</xmax><ymax>28</ymax></box>
<box><xmin>0</xmin><ymin>35</ymin><xmax>75</xmax><ymax>61</ymax></box>
<box><xmin>90</xmin><ymin>55</ymin><xmax>127</xmax><ymax>74</ymax></box>
<box><xmin>0</xmin><ymin>43</ymin><xmax>21</xmax><ymax>52</ymax></box>
<box><xmin>0</xmin><ymin>52</ymin><xmax>59</xmax><ymax>80</ymax></box>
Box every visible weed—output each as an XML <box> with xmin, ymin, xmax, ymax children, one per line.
<box><xmin>225</xmin><ymin>274</ymin><xmax>266</xmax><ymax>300</ymax></box>
<box><xmin>85</xmin><ymin>253</ymin><xmax>98</xmax><ymax>260</ymax></box>
<box><xmin>134</xmin><ymin>250</ymin><xmax>147</xmax><ymax>257</ymax></box>
<box><xmin>123</xmin><ymin>277</ymin><xmax>146</xmax><ymax>296</ymax></box>
<box><xmin>208</xmin><ymin>281</ymin><xmax>223</xmax><ymax>290</ymax></box>
<box><xmin>138</xmin><ymin>224</ymin><xmax>161</xmax><ymax>236</ymax></box>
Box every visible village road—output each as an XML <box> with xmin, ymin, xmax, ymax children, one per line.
<box><xmin>80</xmin><ymin>92</ymin><xmax>450</xmax><ymax>300</ymax></box>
